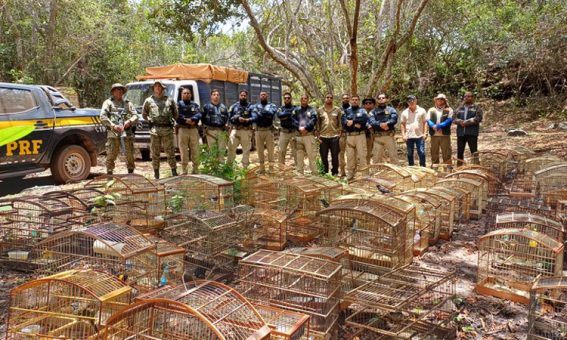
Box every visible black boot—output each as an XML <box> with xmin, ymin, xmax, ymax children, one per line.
<box><xmin>154</xmin><ymin>169</ymin><xmax>160</xmax><ymax>179</ymax></box>
<box><xmin>127</xmin><ymin>169</ymin><xmax>134</xmax><ymax>174</ymax></box>
<box><xmin>171</xmin><ymin>168</ymin><xmax>178</xmax><ymax>177</ymax></box>
<box><xmin>107</xmin><ymin>170</ymin><xmax>113</xmax><ymax>175</ymax></box>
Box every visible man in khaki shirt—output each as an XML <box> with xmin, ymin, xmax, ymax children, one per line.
<box><xmin>317</xmin><ymin>94</ymin><xmax>342</xmax><ymax>176</ymax></box>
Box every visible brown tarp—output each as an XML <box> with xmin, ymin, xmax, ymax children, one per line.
<box><xmin>135</xmin><ymin>63</ymin><xmax>248</xmax><ymax>84</ymax></box>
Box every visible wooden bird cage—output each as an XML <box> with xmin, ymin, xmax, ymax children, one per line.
<box><xmin>316</xmin><ymin>196</ymin><xmax>413</xmax><ymax>270</ymax></box>
<box><xmin>404</xmin><ymin>188</ymin><xmax>455</xmax><ymax>241</ymax></box>
<box><xmin>447</xmin><ymin>169</ymin><xmax>498</xmax><ymax>200</ymax></box>
<box><xmin>436</xmin><ymin>178</ymin><xmax>483</xmax><ymax>219</ymax></box>
<box><xmin>397</xmin><ymin>193</ymin><xmax>442</xmax><ymax>246</ymax></box>
<box><xmin>106</xmin><ymin>281</ymin><xmax>271</xmax><ymax>339</ymax></box>
<box><xmin>543</xmin><ymin>188</ymin><xmax>567</xmax><ymax>210</ymax></box>
<box><xmin>41</xmin><ymin>191</ymin><xmax>90</xmax><ymax>211</ymax></box>
<box><xmin>33</xmin><ymin>222</ymin><xmax>158</xmax><ymax>291</ymax></box>
<box><xmin>472</xmin><ymin>150</ymin><xmax>510</xmax><ymax>179</ymax></box>
<box><xmin>254</xmin><ymin>304</ymin><xmax>311</xmax><ymax>340</ymax></box>
<box><xmin>406</xmin><ymin>166</ymin><xmax>438</xmax><ymax>187</ymax></box>
<box><xmin>159</xmin><ymin>174</ymin><xmax>234</xmax><ymax>214</ymax></box>
<box><xmin>557</xmin><ymin>200</ymin><xmax>567</xmax><ymax>222</ymax></box>
<box><xmin>432</xmin><ymin>186</ymin><xmax>471</xmax><ymax>223</ymax></box>
<box><xmin>476</xmin><ymin>228</ymin><xmax>564</xmax><ymax>304</ymax></box>
<box><xmin>144</xmin><ymin>234</ymin><xmax>186</xmax><ymax>288</ymax></box>
<box><xmin>527</xmin><ymin>276</ymin><xmax>567</xmax><ymax>340</ymax></box>
<box><xmin>524</xmin><ymin>156</ymin><xmax>563</xmax><ymax>176</ymax></box>
<box><xmin>503</xmin><ymin>146</ymin><xmax>534</xmax><ymax>175</ymax></box>
<box><xmin>161</xmin><ymin>210</ymin><xmax>244</xmax><ymax>279</ymax></box>
<box><xmin>0</xmin><ymin>196</ymin><xmax>87</xmax><ymax>270</ymax></box>
<box><xmin>508</xmin><ymin>177</ymin><xmax>537</xmax><ymax>199</ymax></box>
<box><xmin>238</xmin><ymin>250</ymin><xmax>342</xmax><ymax>335</ymax></box>
<box><xmin>534</xmin><ymin>164</ymin><xmax>567</xmax><ymax>194</ymax></box>
<box><xmin>85</xmin><ymin>174</ymin><xmax>167</xmax><ymax>234</ymax></box>
<box><xmin>493</xmin><ymin>213</ymin><xmax>564</xmax><ymax>243</ymax></box>
<box><xmin>242</xmin><ymin>163</ymin><xmax>295</xmax><ymax>204</ymax></box>
<box><xmin>244</xmin><ymin>208</ymin><xmax>289</xmax><ymax>251</ymax></box>
<box><xmin>363</xmin><ymin>164</ymin><xmax>423</xmax><ymax>192</ymax></box>
<box><xmin>431</xmin><ymin>163</ymin><xmax>454</xmax><ymax>178</ymax></box>
<box><xmin>6</xmin><ymin>269</ymin><xmax>131</xmax><ymax>339</ymax></box>
<box><xmin>344</xmin><ymin>265</ymin><xmax>457</xmax><ymax>339</ymax></box>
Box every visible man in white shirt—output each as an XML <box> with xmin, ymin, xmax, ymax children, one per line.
<box><xmin>400</xmin><ymin>95</ymin><xmax>427</xmax><ymax>167</ymax></box>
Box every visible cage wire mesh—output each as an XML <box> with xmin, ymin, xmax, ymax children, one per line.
<box><xmin>493</xmin><ymin>213</ymin><xmax>564</xmax><ymax>243</ymax></box>
<box><xmin>397</xmin><ymin>192</ymin><xmax>442</xmax><ymax>246</ymax></box>
<box><xmin>476</xmin><ymin>228</ymin><xmax>564</xmax><ymax>304</ymax></box>
<box><xmin>32</xmin><ymin>222</ymin><xmax>158</xmax><ymax>291</ymax></box>
<box><xmin>486</xmin><ymin>197</ymin><xmax>554</xmax><ymax>232</ymax></box>
<box><xmin>433</xmin><ymin>184</ymin><xmax>471</xmax><ymax>222</ymax></box>
<box><xmin>253</xmin><ymin>304</ymin><xmax>311</xmax><ymax>340</ymax></box>
<box><xmin>131</xmin><ymin>280</ymin><xmax>271</xmax><ymax>339</ymax></box>
<box><xmin>238</xmin><ymin>250</ymin><xmax>342</xmax><ymax>335</ymax></box>
<box><xmin>528</xmin><ymin>276</ymin><xmax>567</xmax><ymax>340</ymax></box>
<box><xmin>435</xmin><ymin>178</ymin><xmax>484</xmax><ymax>219</ymax></box>
<box><xmin>6</xmin><ymin>269</ymin><xmax>131</xmax><ymax>339</ymax></box>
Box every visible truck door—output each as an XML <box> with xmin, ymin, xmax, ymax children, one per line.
<box><xmin>0</xmin><ymin>86</ymin><xmax>54</xmax><ymax>169</ymax></box>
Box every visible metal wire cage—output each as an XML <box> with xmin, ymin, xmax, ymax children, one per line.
<box><xmin>344</xmin><ymin>265</ymin><xmax>458</xmax><ymax>339</ymax></box>
<box><xmin>238</xmin><ymin>250</ymin><xmax>342</xmax><ymax>335</ymax></box>
<box><xmin>524</xmin><ymin>156</ymin><xmax>563</xmax><ymax>176</ymax></box>
<box><xmin>0</xmin><ymin>196</ymin><xmax>87</xmax><ymax>269</ymax></box>
<box><xmin>159</xmin><ymin>174</ymin><xmax>235</xmax><ymax>214</ymax></box>
<box><xmin>41</xmin><ymin>191</ymin><xmax>90</xmax><ymax>211</ymax></box>
<box><xmin>160</xmin><ymin>210</ymin><xmax>244</xmax><ymax>278</ymax></box>
<box><xmin>404</xmin><ymin>188</ymin><xmax>455</xmax><ymax>241</ymax></box>
<box><xmin>144</xmin><ymin>234</ymin><xmax>186</xmax><ymax>288</ymax></box>
<box><xmin>493</xmin><ymin>213</ymin><xmax>564</xmax><ymax>243</ymax></box>
<box><xmin>534</xmin><ymin>164</ymin><xmax>567</xmax><ymax>194</ymax></box>
<box><xmin>316</xmin><ymin>196</ymin><xmax>413</xmax><ymax>270</ymax></box>
<box><xmin>446</xmin><ymin>169</ymin><xmax>495</xmax><ymax>204</ymax></box>
<box><xmin>436</xmin><ymin>179</ymin><xmax>481</xmax><ymax>219</ymax></box>
<box><xmin>432</xmin><ymin>186</ymin><xmax>470</xmax><ymax>223</ymax></box>
<box><xmin>397</xmin><ymin>192</ymin><xmax>442</xmax><ymax>247</ymax></box>
<box><xmin>242</xmin><ymin>163</ymin><xmax>296</xmax><ymax>205</ymax></box>
<box><xmin>471</xmin><ymin>150</ymin><xmax>510</xmax><ymax>179</ymax></box>
<box><xmin>85</xmin><ymin>174</ymin><xmax>167</xmax><ymax>234</ymax></box>
<box><xmin>476</xmin><ymin>228</ymin><xmax>564</xmax><ymax>304</ymax></box>
<box><xmin>543</xmin><ymin>188</ymin><xmax>567</xmax><ymax>210</ymax></box>
<box><xmin>32</xmin><ymin>222</ymin><xmax>158</xmax><ymax>290</ymax></box>
<box><xmin>243</xmin><ymin>208</ymin><xmax>289</xmax><ymax>251</ymax></box>
<box><xmin>359</xmin><ymin>164</ymin><xmax>424</xmax><ymax>192</ymax></box>
<box><xmin>527</xmin><ymin>276</ymin><xmax>567</xmax><ymax>340</ymax></box>
<box><xmin>104</xmin><ymin>281</ymin><xmax>271</xmax><ymax>340</ymax></box>
<box><xmin>253</xmin><ymin>304</ymin><xmax>311</xmax><ymax>340</ymax></box>
<box><xmin>486</xmin><ymin>197</ymin><xmax>555</xmax><ymax>232</ymax></box>
<box><xmin>6</xmin><ymin>269</ymin><xmax>132</xmax><ymax>339</ymax></box>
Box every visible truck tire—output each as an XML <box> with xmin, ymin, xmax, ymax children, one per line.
<box><xmin>51</xmin><ymin>145</ymin><xmax>92</xmax><ymax>183</ymax></box>
<box><xmin>140</xmin><ymin>148</ymin><xmax>151</xmax><ymax>161</ymax></box>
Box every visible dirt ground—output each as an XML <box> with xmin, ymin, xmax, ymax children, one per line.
<box><xmin>1</xmin><ymin>125</ymin><xmax>566</xmax><ymax>338</ymax></box>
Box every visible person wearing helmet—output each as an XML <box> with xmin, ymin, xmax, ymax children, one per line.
<box><xmin>100</xmin><ymin>83</ymin><xmax>139</xmax><ymax>175</ymax></box>
<box><xmin>142</xmin><ymin>80</ymin><xmax>179</xmax><ymax>179</ymax></box>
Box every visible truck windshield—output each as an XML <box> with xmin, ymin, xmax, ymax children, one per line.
<box><xmin>126</xmin><ymin>83</ymin><xmax>175</xmax><ymax>109</ymax></box>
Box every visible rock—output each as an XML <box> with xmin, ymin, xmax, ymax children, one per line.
<box><xmin>558</xmin><ymin>122</ymin><xmax>567</xmax><ymax>130</ymax></box>
<box><xmin>507</xmin><ymin>129</ymin><xmax>528</xmax><ymax>137</ymax></box>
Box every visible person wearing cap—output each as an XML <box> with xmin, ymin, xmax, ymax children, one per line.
<box><xmin>427</xmin><ymin>93</ymin><xmax>454</xmax><ymax>165</ymax></box>
<box><xmin>453</xmin><ymin>91</ymin><xmax>483</xmax><ymax>165</ymax></box>
<box><xmin>292</xmin><ymin>94</ymin><xmax>318</xmax><ymax>174</ymax></box>
<box><xmin>142</xmin><ymin>80</ymin><xmax>179</xmax><ymax>179</ymax></box>
<box><xmin>201</xmin><ymin>89</ymin><xmax>229</xmax><ymax>162</ymax></box>
<box><xmin>227</xmin><ymin>90</ymin><xmax>255</xmax><ymax>168</ymax></box>
<box><xmin>339</xmin><ymin>94</ymin><xmax>350</xmax><ymax>177</ymax></box>
<box><xmin>277</xmin><ymin>92</ymin><xmax>297</xmax><ymax>166</ymax></box>
<box><xmin>252</xmin><ymin>91</ymin><xmax>278</xmax><ymax>173</ymax></box>
<box><xmin>100</xmin><ymin>83</ymin><xmax>138</xmax><ymax>175</ymax></box>
<box><xmin>316</xmin><ymin>93</ymin><xmax>342</xmax><ymax>176</ymax></box>
<box><xmin>400</xmin><ymin>95</ymin><xmax>427</xmax><ymax>167</ymax></box>
<box><xmin>368</xmin><ymin>93</ymin><xmax>399</xmax><ymax>165</ymax></box>
<box><xmin>362</xmin><ymin>97</ymin><xmax>376</xmax><ymax>165</ymax></box>
<box><xmin>176</xmin><ymin>87</ymin><xmax>201</xmax><ymax>174</ymax></box>
<box><xmin>342</xmin><ymin>95</ymin><xmax>369</xmax><ymax>180</ymax></box>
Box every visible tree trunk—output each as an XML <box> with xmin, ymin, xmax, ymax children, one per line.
<box><xmin>44</xmin><ymin>0</ymin><xmax>58</xmax><ymax>84</ymax></box>
<box><xmin>338</xmin><ymin>0</ymin><xmax>361</xmax><ymax>96</ymax></box>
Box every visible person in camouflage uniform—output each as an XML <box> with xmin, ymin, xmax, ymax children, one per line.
<box><xmin>100</xmin><ymin>83</ymin><xmax>139</xmax><ymax>175</ymax></box>
<box><xmin>142</xmin><ymin>80</ymin><xmax>179</xmax><ymax>179</ymax></box>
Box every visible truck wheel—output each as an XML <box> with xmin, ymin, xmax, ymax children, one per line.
<box><xmin>140</xmin><ymin>148</ymin><xmax>151</xmax><ymax>161</ymax></box>
<box><xmin>51</xmin><ymin>145</ymin><xmax>91</xmax><ymax>183</ymax></box>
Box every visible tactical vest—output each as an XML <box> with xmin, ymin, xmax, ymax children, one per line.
<box><xmin>147</xmin><ymin>96</ymin><xmax>175</xmax><ymax>125</ymax></box>
<box><xmin>428</xmin><ymin>109</ymin><xmax>451</xmax><ymax>136</ymax></box>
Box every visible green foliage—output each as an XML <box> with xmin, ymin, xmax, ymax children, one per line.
<box><xmin>168</xmin><ymin>190</ymin><xmax>186</xmax><ymax>213</ymax></box>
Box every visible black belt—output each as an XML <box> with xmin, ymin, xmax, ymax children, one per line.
<box><xmin>281</xmin><ymin>128</ymin><xmax>295</xmax><ymax>133</ymax></box>
<box><xmin>256</xmin><ymin>126</ymin><xmax>272</xmax><ymax>131</ymax></box>
<box><xmin>346</xmin><ymin>131</ymin><xmax>364</xmax><ymax>136</ymax></box>
<box><xmin>153</xmin><ymin>123</ymin><xmax>173</xmax><ymax>128</ymax></box>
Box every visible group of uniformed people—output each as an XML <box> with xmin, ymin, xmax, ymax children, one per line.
<box><xmin>101</xmin><ymin>80</ymin><xmax>482</xmax><ymax>179</ymax></box>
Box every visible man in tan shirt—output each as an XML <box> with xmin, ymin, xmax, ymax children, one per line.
<box><xmin>317</xmin><ymin>93</ymin><xmax>342</xmax><ymax>176</ymax></box>
<box><xmin>400</xmin><ymin>95</ymin><xmax>428</xmax><ymax>167</ymax></box>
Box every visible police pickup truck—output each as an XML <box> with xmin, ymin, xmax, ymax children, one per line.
<box><xmin>0</xmin><ymin>83</ymin><xmax>106</xmax><ymax>183</ymax></box>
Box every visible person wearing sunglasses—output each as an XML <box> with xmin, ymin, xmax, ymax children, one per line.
<box><xmin>368</xmin><ymin>93</ymin><xmax>399</xmax><ymax>165</ymax></box>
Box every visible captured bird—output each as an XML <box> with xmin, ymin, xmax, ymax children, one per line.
<box><xmin>376</xmin><ymin>184</ymin><xmax>391</xmax><ymax>194</ymax></box>
<box><xmin>320</xmin><ymin>198</ymin><xmax>330</xmax><ymax>208</ymax></box>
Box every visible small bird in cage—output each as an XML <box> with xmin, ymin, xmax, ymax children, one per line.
<box><xmin>320</xmin><ymin>198</ymin><xmax>330</xmax><ymax>208</ymax></box>
<box><xmin>376</xmin><ymin>184</ymin><xmax>391</xmax><ymax>194</ymax></box>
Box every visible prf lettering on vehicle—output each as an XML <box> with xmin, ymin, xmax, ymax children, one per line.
<box><xmin>4</xmin><ymin>140</ymin><xmax>43</xmax><ymax>156</ymax></box>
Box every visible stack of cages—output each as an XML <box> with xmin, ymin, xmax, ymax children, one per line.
<box><xmin>85</xmin><ymin>174</ymin><xmax>166</xmax><ymax>234</ymax></box>
<box><xmin>160</xmin><ymin>209</ymin><xmax>244</xmax><ymax>281</ymax></box>
<box><xmin>486</xmin><ymin>197</ymin><xmax>554</xmax><ymax>232</ymax></box>
<box><xmin>436</xmin><ymin>178</ymin><xmax>484</xmax><ymax>219</ymax></box>
<box><xmin>0</xmin><ymin>196</ymin><xmax>88</xmax><ymax>271</ymax></box>
<box><xmin>535</xmin><ymin>163</ymin><xmax>567</xmax><ymax>207</ymax></box>
<box><xmin>284</xmin><ymin>175</ymin><xmax>344</xmax><ymax>244</ymax></box>
<box><xmin>527</xmin><ymin>276</ymin><xmax>567</xmax><ymax>340</ymax></box>
<box><xmin>159</xmin><ymin>174</ymin><xmax>235</xmax><ymax>215</ymax></box>
<box><xmin>447</xmin><ymin>169</ymin><xmax>494</xmax><ymax>207</ymax></box>
<box><xmin>32</xmin><ymin>222</ymin><xmax>158</xmax><ymax>292</ymax></box>
<box><xmin>476</xmin><ymin>228</ymin><xmax>564</xmax><ymax>304</ymax></box>
<box><xmin>404</xmin><ymin>188</ymin><xmax>455</xmax><ymax>241</ymax></box>
<box><xmin>397</xmin><ymin>192</ymin><xmax>442</xmax><ymax>247</ymax></box>
<box><xmin>344</xmin><ymin>265</ymin><xmax>458</xmax><ymax>339</ymax></box>
<box><xmin>105</xmin><ymin>280</ymin><xmax>271</xmax><ymax>339</ymax></box>
<box><xmin>492</xmin><ymin>213</ymin><xmax>564</xmax><ymax>243</ymax></box>
<box><xmin>253</xmin><ymin>304</ymin><xmax>311</xmax><ymax>340</ymax></box>
<box><xmin>6</xmin><ymin>269</ymin><xmax>131</xmax><ymax>339</ymax></box>
<box><xmin>433</xmin><ymin>181</ymin><xmax>472</xmax><ymax>222</ymax></box>
<box><xmin>472</xmin><ymin>150</ymin><xmax>510</xmax><ymax>180</ymax></box>
<box><xmin>143</xmin><ymin>234</ymin><xmax>186</xmax><ymax>288</ymax></box>
<box><xmin>238</xmin><ymin>250</ymin><xmax>342</xmax><ymax>338</ymax></box>
<box><xmin>316</xmin><ymin>196</ymin><xmax>413</xmax><ymax>270</ymax></box>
